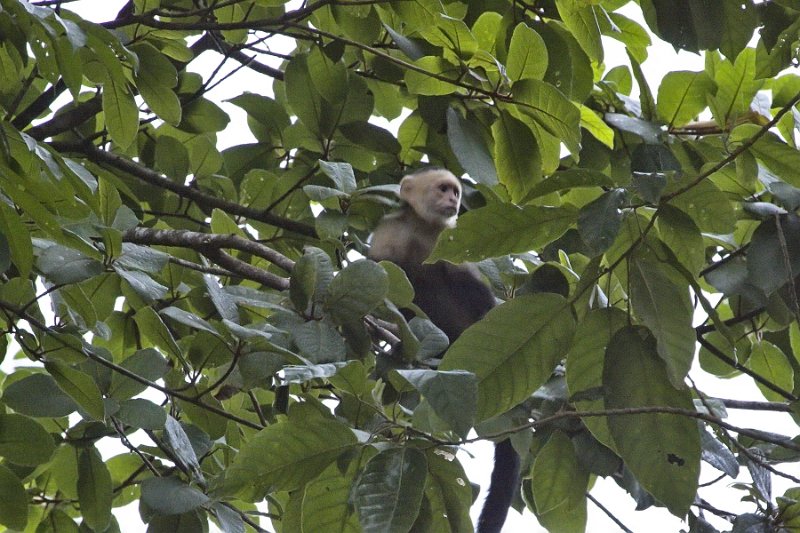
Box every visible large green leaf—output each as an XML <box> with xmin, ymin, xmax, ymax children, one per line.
<box><xmin>141</xmin><ymin>476</ymin><xmax>209</xmax><ymax>516</ymax></box>
<box><xmin>2</xmin><ymin>373</ymin><xmax>79</xmax><ymax>418</ymax></box>
<box><xmin>629</xmin><ymin>256</ymin><xmax>695</xmax><ymax>388</ymax></box>
<box><xmin>354</xmin><ymin>447</ymin><xmax>427</xmax><ymax>533</ymax></box>
<box><xmin>506</xmin><ymin>22</ymin><xmax>548</xmax><ymax>81</ymax></box>
<box><xmin>77</xmin><ymin>447</ymin><xmax>113</xmax><ymax>532</ymax></box>
<box><xmin>492</xmin><ymin>110</ymin><xmax>542</xmax><ymax>202</ymax></box>
<box><xmin>396</xmin><ymin>369</ymin><xmax>477</xmax><ymax>438</ymax></box>
<box><xmin>45</xmin><ymin>361</ymin><xmax>105</xmax><ymax>420</ymax></box>
<box><xmin>0</xmin><ymin>464</ymin><xmax>27</xmax><ymax>530</ymax></box>
<box><xmin>656</xmin><ymin>71</ymin><xmax>714</xmax><ymax>127</ymax></box>
<box><xmin>510</xmin><ymin>79</ymin><xmax>582</xmax><ymax>157</ymax></box>
<box><xmin>301</xmin><ymin>463</ymin><xmax>360</xmax><ymax>533</ymax></box>
<box><xmin>0</xmin><ymin>413</ymin><xmax>55</xmax><ymax>465</ymax></box>
<box><xmin>604</xmin><ymin>326</ymin><xmax>700</xmax><ymax>517</ymax></box>
<box><xmin>565</xmin><ymin>308</ymin><xmax>627</xmax><ymax>449</ymax></box>
<box><xmin>748</xmin><ymin>340</ymin><xmax>794</xmax><ymax>402</ymax></box>
<box><xmin>446</xmin><ymin>108</ymin><xmax>498</xmax><ymax>186</ymax></box>
<box><xmin>440</xmin><ymin>293</ymin><xmax>575</xmax><ymax>421</ymax></box>
<box><xmin>531</xmin><ymin>431</ymin><xmax>588</xmax><ymax>515</ymax></box>
<box><xmin>216</xmin><ymin>409</ymin><xmax>358</xmax><ymax>497</ymax></box>
<box><xmin>429</xmin><ymin>202</ymin><xmax>577</xmax><ymax>263</ymax></box>
<box><xmin>324</xmin><ymin>260</ymin><xmax>388</xmax><ymax>324</ymax></box>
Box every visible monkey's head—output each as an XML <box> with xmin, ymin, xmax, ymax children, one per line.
<box><xmin>399</xmin><ymin>168</ymin><xmax>462</xmax><ymax>229</ymax></box>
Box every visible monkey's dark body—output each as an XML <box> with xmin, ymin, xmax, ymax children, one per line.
<box><xmin>399</xmin><ymin>261</ymin><xmax>519</xmax><ymax>533</ymax></box>
<box><xmin>397</xmin><ymin>261</ymin><xmax>495</xmax><ymax>341</ymax></box>
<box><xmin>367</xmin><ymin>169</ymin><xmax>519</xmax><ymax>533</ymax></box>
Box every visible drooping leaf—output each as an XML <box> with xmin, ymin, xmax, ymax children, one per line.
<box><xmin>604</xmin><ymin>326</ymin><xmax>701</xmax><ymax>517</ymax></box>
<box><xmin>216</xmin><ymin>412</ymin><xmax>357</xmax><ymax>497</ymax></box>
<box><xmin>354</xmin><ymin>447</ymin><xmax>427</xmax><ymax>533</ymax></box>
<box><xmin>396</xmin><ymin>369</ymin><xmax>477</xmax><ymax>438</ymax></box>
<box><xmin>77</xmin><ymin>446</ymin><xmax>113</xmax><ymax>531</ymax></box>
<box><xmin>629</xmin><ymin>255</ymin><xmax>695</xmax><ymax>388</ymax></box>
<box><xmin>440</xmin><ymin>293</ymin><xmax>575</xmax><ymax>421</ymax></box>
<box><xmin>0</xmin><ymin>413</ymin><xmax>55</xmax><ymax>465</ymax></box>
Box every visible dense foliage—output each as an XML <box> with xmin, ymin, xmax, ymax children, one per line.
<box><xmin>2</xmin><ymin>0</ymin><xmax>800</xmax><ymax>531</ymax></box>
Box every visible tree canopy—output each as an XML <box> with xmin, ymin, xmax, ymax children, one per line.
<box><xmin>2</xmin><ymin>0</ymin><xmax>800</xmax><ymax>531</ymax></box>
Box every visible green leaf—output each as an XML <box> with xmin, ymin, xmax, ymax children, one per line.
<box><xmin>629</xmin><ymin>256</ymin><xmax>695</xmax><ymax>388</ymax></box>
<box><xmin>2</xmin><ymin>373</ymin><xmax>79</xmax><ymax>417</ymax></box>
<box><xmin>227</xmin><ymin>93</ymin><xmax>290</xmax><ymax>144</ymax></box>
<box><xmin>405</xmin><ymin>57</ymin><xmax>460</xmax><ymax>96</ymax></box>
<box><xmin>179</xmin><ymin>98</ymin><xmax>230</xmax><ymax>133</ymax></box>
<box><xmin>38</xmin><ymin>245</ymin><xmax>103</xmax><ymax>285</ymax></box>
<box><xmin>668</xmin><ymin>179</ymin><xmax>736</xmax><ymax>234</ymax></box>
<box><xmin>604</xmin><ymin>326</ymin><xmax>700</xmax><ymax>517</ymax></box>
<box><xmin>132</xmin><ymin>43</ymin><xmax>181</xmax><ymax>125</ymax></box>
<box><xmin>133</xmin><ymin>307</ymin><xmax>185</xmax><ymax>365</ymax></box>
<box><xmin>424</xmin><ymin>447</ymin><xmax>473</xmax><ymax>531</ymax></box>
<box><xmin>492</xmin><ymin>110</ymin><xmax>542</xmax><ymax>202</ymax></box>
<box><xmin>115</xmin><ymin>398</ymin><xmax>167</xmax><ymax>430</ymax></box>
<box><xmin>531</xmin><ymin>431</ymin><xmax>588</xmax><ymax>514</ymax></box>
<box><xmin>440</xmin><ymin>294</ymin><xmax>575</xmax><ymax>421</ymax></box>
<box><xmin>108</xmin><ymin>348</ymin><xmax>170</xmax><ymax>400</ymax></box>
<box><xmin>102</xmin><ymin>74</ymin><xmax>138</xmax><ymax>149</ymax></box>
<box><xmin>566</xmin><ymin>308</ymin><xmax>627</xmax><ymax>450</ymax></box>
<box><xmin>657</xmin><ymin>71</ymin><xmax>714</xmax><ymax>127</ymax></box>
<box><xmin>446</xmin><ymin>107</ymin><xmax>498</xmax><ymax>186</ymax></box>
<box><xmin>555</xmin><ymin>0</ymin><xmax>603</xmax><ymax>62</ymax></box>
<box><xmin>290</xmin><ymin>247</ymin><xmax>335</xmax><ymax>312</ymax></box>
<box><xmin>429</xmin><ymin>203</ymin><xmax>577</xmax><ymax>263</ymax></box>
<box><xmin>657</xmin><ymin>206</ymin><xmax>705</xmax><ymax>275</ymax></box>
<box><xmin>77</xmin><ymin>447</ymin><xmax>113</xmax><ymax>531</ymax></box>
<box><xmin>578</xmin><ymin>189</ymin><xmax>626</xmax><ymax>256</ymax></box>
<box><xmin>396</xmin><ymin>369</ymin><xmax>477</xmax><ymax>438</ymax></box>
<box><xmin>141</xmin><ymin>476</ymin><xmax>209</xmax><ymax>515</ymax></box>
<box><xmin>0</xmin><ymin>413</ymin><xmax>55</xmax><ymax>465</ymax></box>
<box><xmin>301</xmin><ymin>463</ymin><xmax>360</xmax><ymax>533</ymax></box>
<box><xmin>292</xmin><ymin>320</ymin><xmax>347</xmax><ymax>363</ymax></box>
<box><xmin>506</xmin><ymin>23</ymin><xmax>548</xmax><ymax>81</ymax></box>
<box><xmin>324</xmin><ymin>260</ymin><xmax>388</xmax><ymax>324</ymax></box>
<box><xmin>164</xmin><ymin>416</ymin><xmax>205</xmax><ymax>483</ymax></box>
<box><xmin>354</xmin><ymin>447</ymin><xmax>427</xmax><ymax>533</ymax></box>
<box><xmin>45</xmin><ymin>361</ymin><xmax>105</xmax><ymax>420</ymax></box>
<box><xmin>510</xmin><ymin>79</ymin><xmax>582</xmax><ymax>157</ymax></box>
<box><xmin>525</xmin><ymin>168</ymin><xmax>615</xmax><ymax>200</ymax></box>
<box><xmin>746</xmin><ymin>214</ymin><xmax>800</xmax><ymax>295</ymax></box>
<box><xmin>0</xmin><ymin>463</ymin><xmax>27</xmax><ymax>530</ymax></box>
<box><xmin>736</xmin><ymin>126</ymin><xmax>800</xmax><ymax>189</ymax></box>
<box><xmin>160</xmin><ymin>306</ymin><xmax>219</xmax><ymax>335</ymax></box>
<box><xmin>114</xmin><ymin>266</ymin><xmax>168</xmax><ymax>302</ymax></box>
<box><xmin>0</xmin><ymin>202</ymin><xmax>33</xmax><ymax>276</ymax></box>
<box><xmin>319</xmin><ymin>160</ymin><xmax>357</xmax><ymax>193</ymax></box>
<box><xmin>708</xmin><ymin>49</ymin><xmax>762</xmax><ymax>127</ymax></box>
<box><xmin>217</xmin><ymin>414</ymin><xmax>357</xmax><ymax>496</ymax></box>
<box><xmin>748</xmin><ymin>340</ymin><xmax>794</xmax><ymax>402</ymax></box>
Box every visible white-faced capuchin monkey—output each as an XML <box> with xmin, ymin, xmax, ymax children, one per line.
<box><xmin>368</xmin><ymin>167</ymin><xmax>519</xmax><ymax>533</ymax></box>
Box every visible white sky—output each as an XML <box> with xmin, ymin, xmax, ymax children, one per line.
<box><xmin>12</xmin><ymin>1</ymin><xmax>798</xmax><ymax>532</ymax></box>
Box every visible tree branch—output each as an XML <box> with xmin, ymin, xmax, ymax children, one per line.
<box><xmin>53</xmin><ymin>141</ymin><xmax>317</xmax><ymax>237</ymax></box>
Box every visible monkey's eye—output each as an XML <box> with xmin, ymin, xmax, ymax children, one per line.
<box><xmin>439</xmin><ymin>184</ymin><xmax>449</xmax><ymax>193</ymax></box>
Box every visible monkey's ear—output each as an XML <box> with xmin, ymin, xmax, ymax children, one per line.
<box><xmin>398</xmin><ymin>174</ymin><xmax>416</xmax><ymax>201</ymax></box>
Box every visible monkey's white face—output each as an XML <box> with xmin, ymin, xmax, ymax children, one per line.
<box><xmin>400</xmin><ymin>169</ymin><xmax>462</xmax><ymax>228</ymax></box>
<box><xmin>430</xmin><ymin>176</ymin><xmax>461</xmax><ymax>215</ymax></box>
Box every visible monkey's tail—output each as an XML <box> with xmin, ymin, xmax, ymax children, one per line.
<box><xmin>476</xmin><ymin>439</ymin><xmax>520</xmax><ymax>533</ymax></box>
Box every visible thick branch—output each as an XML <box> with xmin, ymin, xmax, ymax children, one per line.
<box><xmin>124</xmin><ymin>227</ymin><xmax>292</xmax><ymax>290</ymax></box>
<box><xmin>25</xmin><ymin>96</ymin><xmax>102</xmax><ymax>140</ymax></box>
<box><xmin>124</xmin><ymin>227</ymin><xmax>295</xmax><ymax>272</ymax></box>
